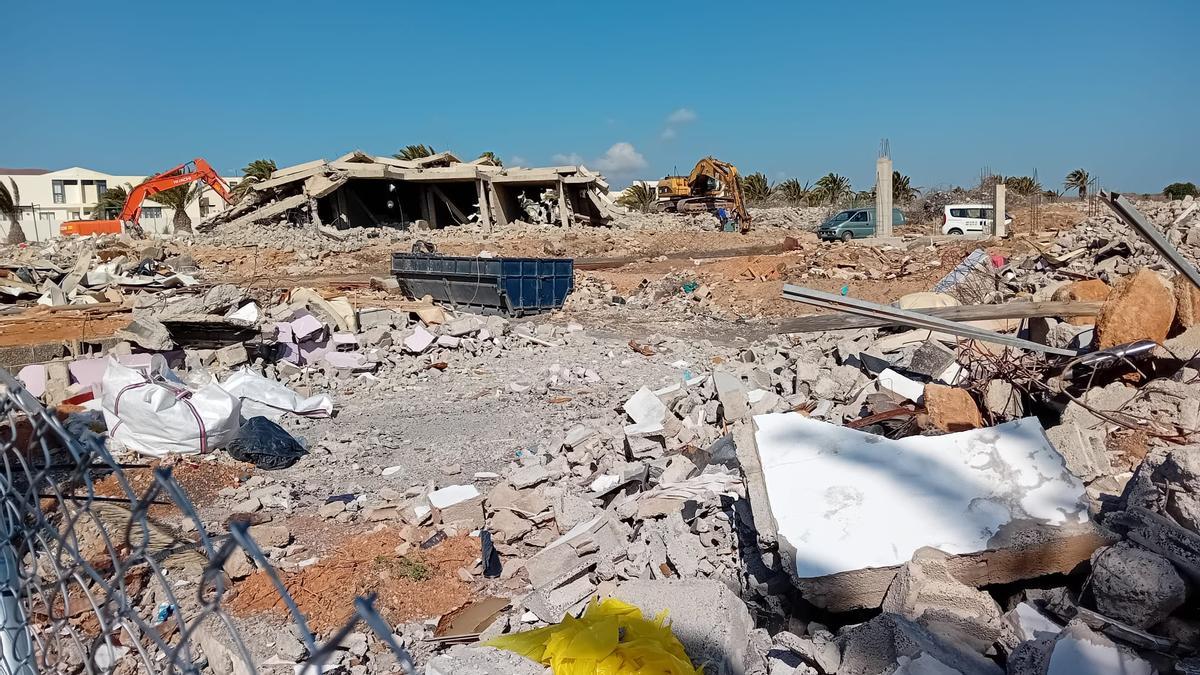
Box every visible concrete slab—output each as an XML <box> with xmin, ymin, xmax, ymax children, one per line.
<box><xmin>748</xmin><ymin>414</ymin><xmax>1113</xmax><ymax>610</ymax></box>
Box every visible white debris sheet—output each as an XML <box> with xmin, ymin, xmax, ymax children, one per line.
<box><xmin>751</xmin><ymin>414</ymin><xmax>1089</xmax><ymax>579</ymax></box>
<box><xmin>221</xmin><ymin>368</ymin><xmax>333</xmax><ymax>420</ymax></box>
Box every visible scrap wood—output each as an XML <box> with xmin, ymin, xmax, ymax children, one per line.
<box><xmin>628</xmin><ymin>339</ymin><xmax>656</xmax><ymax>356</ymax></box>
<box><xmin>776</xmin><ymin>300</ymin><xmax>1103</xmax><ymax>332</ymax></box>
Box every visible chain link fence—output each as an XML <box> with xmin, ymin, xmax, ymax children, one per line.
<box><xmin>0</xmin><ymin>370</ymin><xmax>415</xmax><ymax>674</ymax></box>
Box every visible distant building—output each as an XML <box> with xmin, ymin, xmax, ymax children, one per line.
<box><xmin>0</xmin><ymin>166</ymin><xmax>239</xmax><ymax>241</ymax></box>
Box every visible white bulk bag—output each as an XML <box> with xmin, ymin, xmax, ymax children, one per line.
<box><xmin>101</xmin><ymin>357</ymin><xmax>240</xmax><ymax>457</ymax></box>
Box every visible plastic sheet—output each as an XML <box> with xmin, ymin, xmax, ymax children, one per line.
<box><xmin>226</xmin><ymin>416</ymin><xmax>308</xmax><ymax>469</ymax></box>
<box><xmin>486</xmin><ymin>598</ymin><xmax>700</xmax><ymax>675</ymax></box>
<box><xmin>220</xmin><ymin>368</ymin><xmax>333</xmax><ymax>421</ymax></box>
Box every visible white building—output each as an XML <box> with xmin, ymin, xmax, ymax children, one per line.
<box><xmin>0</xmin><ymin>165</ymin><xmax>240</xmax><ymax>241</ymax></box>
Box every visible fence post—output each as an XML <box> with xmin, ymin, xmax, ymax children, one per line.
<box><xmin>0</xmin><ymin>513</ymin><xmax>35</xmax><ymax>675</ymax></box>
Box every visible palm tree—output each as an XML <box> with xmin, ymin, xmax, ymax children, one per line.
<box><xmin>477</xmin><ymin>151</ymin><xmax>503</xmax><ymax>167</ymax></box>
<box><xmin>149</xmin><ymin>184</ymin><xmax>204</xmax><ymax>234</ymax></box>
<box><xmin>231</xmin><ymin>159</ymin><xmax>277</xmax><ymax>201</ymax></box>
<box><xmin>777</xmin><ymin>178</ymin><xmax>811</xmax><ymax>205</ymax></box>
<box><xmin>741</xmin><ymin>172</ymin><xmax>774</xmax><ymax>203</ymax></box>
<box><xmin>1005</xmin><ymin>176</ymin><xmax>1041</xmax><ymax>196</ymax></box>
<box><xmin>0</xmin><ymin>178</ymin><xmax>26</xmax><ymax>244</ymax></box>
<box><xmin>616</xmin><ymin>183</ymin><xmax>657</xmax><ymax>212</ymax></box>
<box><xmin>394</xmin><ymin>144</ymin><xmax>437</xmax><ymax>161</ymax></box>
<box><xmin>93</xmin><ymin>183</ymin><xmax>132</xmax><ymax>220</ymax></box>
<box><xmin>892</xmin><ymin>171</ymin><xmax>919</xmax><ymax>203</ymax></box>
<box><xmin>1064</xmin><ymin>169</ymin><xmax>1090</xmax><ymax>200</ymax></box>
<box><xmin>814</xmin><ymin>173</ymin><xmax>852</xmax><ymax>206</ymax></box>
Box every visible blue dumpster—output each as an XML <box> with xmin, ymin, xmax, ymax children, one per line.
<box><xmin>391</xmin><ymin>253</ymin><xmax>574</xmax><ymax>316</ymax></box>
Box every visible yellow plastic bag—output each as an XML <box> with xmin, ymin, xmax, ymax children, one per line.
<box><xmin>485</xmin><ymin>597</ymin><xmax>702</xmax><ymax>674</ymax></box>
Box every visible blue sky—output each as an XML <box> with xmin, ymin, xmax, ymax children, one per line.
<box><xmin>2</xmin><ymin>0</ymin><xmax>1197</xmax><ymax>192</ymax></box>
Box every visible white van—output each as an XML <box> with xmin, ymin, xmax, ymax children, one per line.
<box><xmin>941</xmin><ymin>204</ymin><xmax>1013</xmax><ymax>235</ymax></box>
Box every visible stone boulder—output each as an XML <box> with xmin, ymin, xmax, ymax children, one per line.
<box><xmin>1094</xmin><ymin>268</ymin><xmax>1175</xmax><ymax>348</ymax></box>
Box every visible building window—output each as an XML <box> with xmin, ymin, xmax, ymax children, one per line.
<box><xmin>95</xmin><ymin>180</ymin><xmax>107</xmax><ymax>197</ymax></box>
<box><xmin>199</xmin><ymin>197</ymin><xmax>213</xmax><ymax>217</ymax></box>
<box><xmin>143</xmin><ymin>207</ymin><xmax>163</xmax><ymax>218</ymax></box>
<box><xmin>52</xmin><ymin>180</ymin><xmax>65</xmax><ymax>204</ymax></box>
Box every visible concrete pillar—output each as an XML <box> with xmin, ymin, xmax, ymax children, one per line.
<box><xmin>993</xmin><ymin>183</ymin><xmax>1007</xmax><ymax>238</ymax></box>
<box><xmin>875</xmin><ymin>156</ymin><xmax>893</xmax><ymax>237</ymax></box>
<box><xmin>475</xmin><ymin>179</ymin><xmax>493</xmax><ymax>230</ymax></box>
<box><xmin>557</xmin><ymin>180</ymin><xmax>571</xmax><ymax>227</ymax></box>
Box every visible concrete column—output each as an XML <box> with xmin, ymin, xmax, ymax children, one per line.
<box><xmin>475</xmin><ymin>179</ymin><xmax>493</xmax><ymax>230</ymax></box>
<box><xmin>993</xmin><ymin>183</ymin><xmax>1007</xmax><ymax>238</ymax></box>
<box><xmin>875</xmin><ymin>157</ymin><xmax>893</xmax><ymax>237</ymax></box>
<box><xmin>425</xmin><ymin>188</ymin><xmax>439</xmax><ymax>229</ymax></box>
<box><xmin>556</xmin><ymin>180</ymin><xmax>571</xmax><ymax>227</ymax></box>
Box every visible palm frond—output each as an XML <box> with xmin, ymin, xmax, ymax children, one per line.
<box><xmin>616</xmin><ymin>183</ymin><xmax>657</xmax><ymax>212</ymax></box>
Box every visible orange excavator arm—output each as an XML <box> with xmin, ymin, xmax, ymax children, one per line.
<box><xmin>61</xmin><ymin>158</ymin><xmax>233</xmax><ymax>237</ymax></box>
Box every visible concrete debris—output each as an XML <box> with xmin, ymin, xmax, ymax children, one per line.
<box><xmin>881</xmin><ymin>547</ymin><xmax>1004</xmax><ymax>653</ymax></box>
<box><xmin>837</xmin><ymin>613</ymin><xmax>1002</xmax><ymax>675</ymax></box>
<box><xmin>613</xmin><ymin>578</ymin><xmax>753</xmax><ymax>675</ymax></box>
<box><xmin>1088</xmin><ymin>540</ymin><xmax>1187</xmax><ymax>628</ymax></box>
<box><xmin>9</xmin><ymin>193</ymin><xmax>1200</xmax><ymax>673</ymax></box>
<box><xmin>424</xmin><ymin>645</ymin><xmax>544</xmax><ymax>675</ymax></box>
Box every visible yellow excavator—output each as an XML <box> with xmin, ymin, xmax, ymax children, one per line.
<box><xmin>655</xmin><ymin>157</ymin><xmax>751</xmax><ymax>232</ymax></box>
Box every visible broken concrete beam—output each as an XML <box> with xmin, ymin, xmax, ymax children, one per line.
<box><xmin>750</xmin><ymin>414</ymin><xmax>1110</xmax><ymax>611</ymax></box>
<box><xmin>221</xmin><ymin>194</ymin><xmax>308</xmax><ymax>231</ymax></box>
<box><xmin>613</xmin><ymin>579</ymin><xmax>752</xmax><ymax>675</ymax></box>
<box><xmin>114</xmin><ymin>316</ymin><xmax>174</xmax><ymax>351</ymax></box>
<box><xmin>923</xmin><ymin>383</ymin><xmax>983</xmax><ymax>432</ymax></box>
<box><xmin>1094</xmin><ymin>268</ymin><xmax>1175</xmax><ymax>348</ymax></box>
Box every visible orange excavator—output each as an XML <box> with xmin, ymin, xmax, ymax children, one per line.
<box><xmin>60</xmin><ymin>158</ymin><xmax>234</xmax><ymax>237</ymax></box>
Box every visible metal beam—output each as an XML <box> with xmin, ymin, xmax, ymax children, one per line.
<box><xmin>1100</xmin><ymin>191</ymin><xmax>1200</xmax><ymax>291</ymax></box>
<box><xmin>780</xmin><ymin>284</ymin><xmax>1078</xmax><ymax>357</ymax></box>
<box><xmin>777</xmin><ymin>300</ymin><xmax>1103</xmax><ymax>332</ymax></box>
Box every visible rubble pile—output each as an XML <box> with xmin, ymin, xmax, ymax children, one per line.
<box><xmin>6</xmin><ymin>195</ymin><xmax>1200</xmax><ymax>674</ymax></box>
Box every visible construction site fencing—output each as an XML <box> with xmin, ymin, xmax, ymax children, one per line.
<box><xmin>0</xmin><ymin>370</ymin><xmax>415</xmax><ymax>674</ymax></box>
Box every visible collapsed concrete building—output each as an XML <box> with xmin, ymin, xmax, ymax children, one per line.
<box><xmin>205</xmin><ymin>150</ymin><xmax>622</xmax><ymax>232</ymax></box>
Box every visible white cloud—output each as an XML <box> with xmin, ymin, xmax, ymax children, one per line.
<box><xmin>665</xmin><ymin>108</ymin><xmax>697</xmax><ymax>125</ymax></box>
<box><xmin>551</xmin><ymin>152</ymin><xmax>584</xmax><ymax>165</ymax></box>
<box><xmin>508</xmin><ymin>155</ymin><xmax>528</xmax><ymax>167</ymax></box>
<box><xmin>659</xmin><ymin>127</ymin><xmax>678</xmax><ymax>141</ymax></box>
<box><xmin>593</xmin><ymin>142</ymin><xmax>648</xmax><ymax>175</ymax></box>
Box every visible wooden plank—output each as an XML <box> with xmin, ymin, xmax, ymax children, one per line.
<box><xmin>776</xmin><ymin>300</ymin><xmax>1103</xmax><ymax>333</ymax></box>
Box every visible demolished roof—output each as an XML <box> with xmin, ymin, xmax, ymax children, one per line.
<box><xmin>205</xmin><ymin>149</ymin><xmax>622</xmax><ymax>231</ymax></box>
